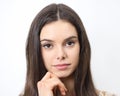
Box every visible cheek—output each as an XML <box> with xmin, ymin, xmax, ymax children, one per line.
<box><xmin>71</xmin><ymin>51</ymin><xmax>79</xmax><ymax>63</ymax></box>
<box><xmin>41</xmin><ymin>50</ymin><xmax>54</xmax><ymax>67</ymax></box>
<box><xmin>69</xmin><ymin>46</ymin><xmax>80</xmax><ymax>65</ymax></box>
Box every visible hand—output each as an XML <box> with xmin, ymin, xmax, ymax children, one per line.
<box><xmin>37</xmin><ymin>72</ymin><xmax>67</xmax><ymax>96</ymax></box>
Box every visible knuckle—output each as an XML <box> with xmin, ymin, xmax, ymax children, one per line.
<box><xmin>37</xmin><ymin>81</ymin><xmax>43</xmax><ymax>87</ymax></box>
<box><xmin>46</xmin><ymin>72</ymin><xmax>51</xmax><ymax>75</ymax></box>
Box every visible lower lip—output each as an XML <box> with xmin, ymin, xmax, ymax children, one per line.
<box><xmin>54</xmin><ymin>64</ymin><xmax>70</xmax><ymax>70</ymax></box>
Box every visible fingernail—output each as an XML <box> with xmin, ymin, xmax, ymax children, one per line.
<box><xmin>62</xmin><ymin>91</ymin><xmax>66</xmax><ymax>95</ymax></box>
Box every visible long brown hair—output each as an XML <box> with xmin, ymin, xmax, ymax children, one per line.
<box><xmin>23</xmin><ymin>3</ymin><xmax>97</xmax><ymax>96</ymax></box>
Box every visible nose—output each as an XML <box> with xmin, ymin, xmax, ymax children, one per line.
<box><xmin>56</xmin><ymin>46</ymin><xmax>67</xmax><ymax>60</ymax></box>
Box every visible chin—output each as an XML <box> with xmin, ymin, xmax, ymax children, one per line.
<box><xmin>54</xmin><ymin>72</ymin><xmax>73</xmax><ymax>79</ymax></box>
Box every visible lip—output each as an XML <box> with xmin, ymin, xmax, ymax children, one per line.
<box><xmin>53</xmin><ymin>63</ymin><xmax>70</xmax><ymax>70</ymax></box>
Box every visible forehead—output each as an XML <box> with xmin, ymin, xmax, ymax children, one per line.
<box><xmin>40</xmin><ymin>20</ymin><xmax>78</xmax><ymax>40</ymax></box>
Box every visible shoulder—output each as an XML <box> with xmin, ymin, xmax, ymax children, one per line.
<box><xmin>97</xmin><ymin>90</ymin><xmax>116</xmax><ymax>96</ymax></box>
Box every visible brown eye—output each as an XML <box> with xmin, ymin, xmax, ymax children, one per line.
<box><xmin>42</xmin><ymin>43</ymin><xmax>53</xmax><ymax>49</ymax></box>
<box><xmin>66</xmin><ymin>41</ymin><xmax>75</xmax><ymax>47</ymax></box>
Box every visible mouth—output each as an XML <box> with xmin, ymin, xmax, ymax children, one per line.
<box><xmin>53</xmin><ymin>63</ymin><xmax>70</xmax><ymax>70</ymax></box>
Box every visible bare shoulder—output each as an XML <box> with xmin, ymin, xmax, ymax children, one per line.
<box><xmin>97</xmin><ymin>90</ymin><xmax>116</xmax><ymax>96</ymax></box>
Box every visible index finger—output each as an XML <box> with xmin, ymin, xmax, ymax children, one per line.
<box><xmin>41</xmin><ymin>72</ymin><xmax>52</xmax><ymax>81</ymax></box>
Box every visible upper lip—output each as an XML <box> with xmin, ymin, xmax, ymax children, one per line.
<box><xmin>53</xmin><ymin>63</ymin><xmax>71</xmax><ymax>66</ymax></box>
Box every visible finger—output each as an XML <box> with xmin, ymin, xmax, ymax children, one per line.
<box><xmin>51</xmin><ymin>73</ymin><xmax>67</xmax><ymax>91</ymax></box>
<box><xmin>47</xmin><ymin>77</ymin><xmax>67</xmax><ymax>95</ymax></box>
<box><xmin>37</xmin><ymin>81</ymin><xmax>54</xmax><ymax>96</ymax></box>
<box><xmin>57</xmin><ymin>82</ymin><xmax>67</xmax><ymax>95</ymax></box>
<box><xmin>50</xmin><ymin>72</ymin><xmax>58</xmax><ymax>78</ymax></box>
<box><xmin>49</xmin><ymin>73</ymin><xmax>67</xmax><ymax>94</ymax></box>
<box><xmin>41</xmin><ymin>72</ymin><xmax>52</xmax><ymax>81</ymax></box>
<box><xmin>40</xmin><ymin>72</ymin><xmax>67</xmax><ymax>95</ymax></box>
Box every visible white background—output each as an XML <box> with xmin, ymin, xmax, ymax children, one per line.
<box><xmin>0</xmin><ymin>0</ymin><xmax>120</xmax><ymax>96</ymax></box>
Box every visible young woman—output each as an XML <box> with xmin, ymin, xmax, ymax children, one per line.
<box><xmin>22</xmin><ymin>3</ymin><xmax>115</xmax><ymax>96</ymax></box>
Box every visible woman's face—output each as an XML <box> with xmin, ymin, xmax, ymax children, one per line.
<box><xmin>40</xmin><ymin>20</ymin><xmax>80</xmax><ymax>78</ymax></box>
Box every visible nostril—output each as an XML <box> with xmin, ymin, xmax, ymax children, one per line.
<box><xmin>56</xmin><ymin>47</ymin><xmax>67</xmax><ymax>60</ymax></box>
<box><xmin>57</xmin><ymin>56</ymin><xmax>65</xmax><ymax>60</ymax></box>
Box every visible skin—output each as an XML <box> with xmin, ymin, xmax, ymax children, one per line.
<box><xmin>38</xmin><ymin>20</ymin><xmax>80</xmax><ymax>96</ymax></box>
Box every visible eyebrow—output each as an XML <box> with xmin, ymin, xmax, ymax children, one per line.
<box><xmin>40</xmin><ymin>36</ymin><xmax>78</xmax><ymax>42</ymax></box>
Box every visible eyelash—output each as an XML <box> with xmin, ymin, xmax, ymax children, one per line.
<box><xmin>65</xmin><ymin>41</ymin><xmax>75</xmax><ymax>47</ymax></box>
<box><xmin>41</xmin><ymin>40</ymin><xmax>75</xmax><ymax>49</ymax></box>
<box><xmin>42</xmin><ymin>43</ymin><xmax>53</xmax><ymax>49</ymax></box>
